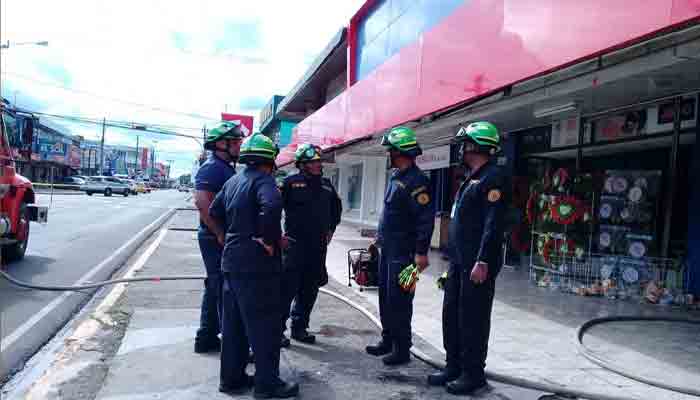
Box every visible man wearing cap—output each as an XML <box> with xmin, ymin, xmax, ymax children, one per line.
<box><xmin>365</xmin><ymin>126</ymin><xmax>435</xmax><ymax>366</ymax></box>
<box><xmin>279</xmin><ymin>143</ymin><xmax>342</xmax><ymax>346</ymax></box>
<box><xmin>192</xmin><ymin>121</ymin><xmax>244</xmax><ymax>354</ymax></box>
<box><xmin>427</xmin><ymin>121</ymin><xmax>507</xmax><ymax>395</ymax></box>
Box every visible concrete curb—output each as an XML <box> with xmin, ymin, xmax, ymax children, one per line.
<box><xmin>0</xmin><ymin>207</ymin><xmax>177</xmax><ymax>382</ymax></box>
<box><xmin>35</xmin><ymin>191</ymin><xmax>85</xmax><ymax>196</ymax></box>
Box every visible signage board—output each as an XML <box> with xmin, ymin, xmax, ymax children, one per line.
<box><xmin>415</xmin><ymin>145</ymin><xmax>450</xmax><ymax>170</ymax></box>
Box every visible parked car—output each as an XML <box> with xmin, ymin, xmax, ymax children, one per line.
<box><xmin>120</xmin><ymin>179</ymin><xmax>139</xmax><ymax>195</ymax></box>
<box><xmin>62</xmin><ymin>176</ymin><xmax>86</xmax><ymax>186</ymax></box>
<box><xmin>135</xmin><ymin>181</ymin><xmax>149</xmax><ymax>194</ymax></box>
<box><xmin>82</xmin><ymin>176</ymin><xmax>131</xmax><ymax>197</ymax></box>
<box><xmin>177</xmin><ymin>185</ymin><xmax>190</xmax><ymax>193</ymax></box>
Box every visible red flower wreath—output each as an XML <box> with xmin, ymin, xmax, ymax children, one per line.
<box><xmin>542</xmin><ymin>237</ymin><xmax>575</xmax><ymax>265</ymax></box>
<box><xmin>550</xmin><ymin>196</ymin><xmax>583</xmax><ymax>225</ymax></box>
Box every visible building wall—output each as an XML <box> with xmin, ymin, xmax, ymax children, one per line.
<box><xmin>276</xmin><ymin>0</ymin><xmax>700</xmax><ymax>164</ymax></box>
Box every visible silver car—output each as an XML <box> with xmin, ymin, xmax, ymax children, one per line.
<box><xmin>82</xmin><ymin>176</ymin><xmax>131</xmax><ymax>197</ymax></box>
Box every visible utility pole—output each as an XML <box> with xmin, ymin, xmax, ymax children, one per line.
<box><xmin>135</xmin><ymin>135</ymin><xmax>139</xmax><ymax>176</ymax></box>
<box><xmin>99</xmin><ymin>117</ymin><xmax>106</xmax><ymax>175</ymax></box>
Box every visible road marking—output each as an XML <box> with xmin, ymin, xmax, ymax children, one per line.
<box><xmin>0</xmin><ymin>208</ymin><xmax>175</xmax><ymax>353</ymax></box>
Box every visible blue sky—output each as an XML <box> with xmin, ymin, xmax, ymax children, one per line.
<box><xmin>0</xmin><ymin>0</ymin><xmax>364</xmax><ymax>177</ymax></box>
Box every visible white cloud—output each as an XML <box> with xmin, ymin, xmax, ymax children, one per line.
<box><xmin>1</xmin><ymin>0</ymin><xmax>364</xmax><ymax>177</ymax></box>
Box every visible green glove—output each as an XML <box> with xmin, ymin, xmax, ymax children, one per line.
<box><xmin>399</xmin><ymin>264</ymin><xmax>419</xmax><ymax>293</ymax></box>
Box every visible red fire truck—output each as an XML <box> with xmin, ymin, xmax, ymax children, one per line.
<box><xmin>0</xmin><ymin>102</ymin><xmax>48</xmax><ymax>262</ymax></box>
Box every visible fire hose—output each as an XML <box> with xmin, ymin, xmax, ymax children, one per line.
<box><xmin>1</xmin><ymin>268</ymin><xmax>698</xmax><ymax>400</ymax></box>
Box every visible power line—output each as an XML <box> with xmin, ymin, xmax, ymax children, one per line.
<box><xmin>2</xmin><ymin>71</ymin><xmax>220</xmax><ymax>121</ymax></box>
<box><xmin>25</xmin><ymin>110</ymin><xmax>205</xmax><ymax>142</ymax></box>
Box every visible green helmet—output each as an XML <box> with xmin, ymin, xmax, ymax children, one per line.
<box><xmin>204</xmin><ymin>121</ymin><xmax>245</xmax><ymax>150</ymax></box>
<box><xmin>238</xmin><ymin>133</ymin><xmax>279</xmax><ymax>165</ymax></box>
<box><xmin>455</xmin><ymin>121</ymin><xmax>501</xmax><ymax>155</ymax></box>
<box><xmin>294</xmin><ymin>143</ymin><xmax>322</xmax><ymax>163</ymax></box>
<box><xmin>380</xmin><ymin>126</ymin><xmax>422</xmax><ymax>157</ymax></box>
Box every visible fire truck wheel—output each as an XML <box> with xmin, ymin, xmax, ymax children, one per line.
<box><xmin>4</xmin><ymin>203</ymin><xmax>30</xmax><ymax>262</ymax></box>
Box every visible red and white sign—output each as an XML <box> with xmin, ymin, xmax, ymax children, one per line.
<box><xmin>221</xmin><ymin>113</ymin><xmax>254</xmax><ymax>136</ymax></box>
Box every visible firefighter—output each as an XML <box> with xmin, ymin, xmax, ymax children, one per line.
<box><xmin>365</xmin><ymin>126</ymin><xmax>435</xmax><ymax>366</ymax></box>
<box><xmin>192</xmin><ymin>121</ymin><xmax>244</xmax><ymax>354</ymax></box>
<box><xmin>427</xmin><ymin>121</ymin><xmax>506</xmax><ymax>395</ymax></box>
<box><xmin>210</xmin><ymin>134</ymin><xmax>298</xmax><ymax>398</ymax></box>
<box><xmin>279</xmin><ymin>143</ymin><xmax>342</xmax><ymax>346</ymax></box>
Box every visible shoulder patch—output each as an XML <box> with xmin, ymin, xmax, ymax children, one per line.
<box><xmin>487</xmin><ymin>189</ymin><xmax>502</xmax><ymax>203</ymax></box>
<box><xmin>416</xmin><ymin>192</ymin><xmax>431</xmax><ymax>205</ymax></box>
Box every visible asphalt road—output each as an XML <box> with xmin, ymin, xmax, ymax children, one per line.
<box><xmin>0</xmin><ymin>189</ymin><xmax>190</xmax><ymax>381</ymax></box>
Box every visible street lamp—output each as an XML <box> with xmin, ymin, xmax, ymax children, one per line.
<box><xmin>0</xmin><ymin>40</ymin><xmax>49</xmax><ymax>49</ymax></box>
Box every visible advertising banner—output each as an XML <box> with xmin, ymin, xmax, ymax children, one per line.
<box><xmin>37</xmin><ymin>134</ymin><xmax>68</xmax><ymax>164</ymax></box>
<box><xmin>221</xmin><ymin>113</ymin><xmax>254</xmax><ymax>136</ymax></box>
<box><xmin>141</xmin><ymin>148</ymin><xmax>149</xmax><ymax>170</ymax></box>
<box><xmin>68</xmin><ymin>145</ymin><xmax>81</xmax><ymax>168</ymax></box>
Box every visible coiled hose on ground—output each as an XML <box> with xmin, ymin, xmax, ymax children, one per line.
<box><xmin>2</xmin><ymin>268</ymin><xmax>698</xmax><ymax>400</ymax></box>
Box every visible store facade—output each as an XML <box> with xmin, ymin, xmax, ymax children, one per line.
<box><xmin>275</xmin><ymin>1</ymin><xmax>700</xmax><ymax>298</ymax></box>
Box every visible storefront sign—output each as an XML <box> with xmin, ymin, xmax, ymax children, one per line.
<box><xmin>68</xmin><ymin>145</ymin><xmax>81</xmax><ymax>168</ymax></box>
<box><xmin>415</xmin><ymin>145</ymin><xmax>450</xmax><ymax>170</ymax></box>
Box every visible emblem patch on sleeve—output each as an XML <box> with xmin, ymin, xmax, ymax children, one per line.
<box><xmin>416</xmin><ymin>192</ymin><xmax>431</xmax><ymax>205</ymax></box>
<box><xmin>487</xmin><ymin>189</ymin><xmax>502</xmax><ymax>203</ymax></box>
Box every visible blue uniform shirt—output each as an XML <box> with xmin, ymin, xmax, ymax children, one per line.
<box><xmin>377</xmin><ymin>164</ymin><xmax>435</xmax><ymax>256</ymax></box>
<box><xmin>209</xmin><ymin>166</ymin><xmax>283</xmax><ymax>278</ymax></box>
<box><xmin>448</xmin><ymin>161</ymin><xmax>506</xmax><ymax>270</ymax></box>
<box><xmin>195</xmin><ymin>154</ymin><xmax>235</xmax><ymax>235</ymax></box>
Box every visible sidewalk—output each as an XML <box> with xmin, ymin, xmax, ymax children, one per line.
<box><xmin>11</xmin><ymin>209</ymin><xmax>539</xmax><ymax>400</ymax></box>
<box><xmin>328</xmin><ymin>222</ymin><xmax>700</xmax><ymax>400</ymax></box>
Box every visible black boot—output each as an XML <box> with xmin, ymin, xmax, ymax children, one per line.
<box><xmin>427</xmin><ymin>368</ymin><xmax>460</xmax><ymax>386</ymax></box>
<box><xmin>446</xmin><ymin>373</ymin><xmax>487</xmax><ymax>395</ymax></box>
<box><xmin>382</xmin><ymin>349</ymin><xmax>410</xmax><ymax>366</ymax></box>
<box><xmin>194</xmin><ymin>336</ymin><xmax>220</xmax><ymax>354</ymax></box>
<box><xmin>254</xmin><ymin>380</ymin><xmax>300</xmax><ymax>399</ymax></box>
<box><xmin>291</xmin><ymin>329</ymin><xmax>316</xmax><ymax>344</ymax></box>
<box><xmin>280</xmin><ymin>334</ymin><xmax>291</xmax><ymax>348</ymax></box>
<box><xmin>219</xmin><ymin>373</ymin><xmax>254</xmax><ymax>394</ymax></box>
<box><xmin>365</xmin><ymin>340</ymin><xmax>392</xmax><ymax>356</ymax></box>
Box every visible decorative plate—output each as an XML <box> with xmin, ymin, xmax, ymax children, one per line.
<box><xmin>622</xmin><ymin>267</ymin><xmax>639</xmax><ymax>283</ymax></box>
<box><xmin>599</xmin><ymin>203</ymin><xmax>613</xmax><ymax>219</ymax></box>
<box><xmin>628</xmin><ymin>186</ymin><xmax>644</xmax><ymax>203</ymax></box>
<box><xmin>612</xmin><ymin>177</ymin><xmax>629</xmax><ymax>194</ymax></box>
<box><xmin>628</xmin><ymin>241</ymin><xmax>647</xmax><ymax>258</ymax></box>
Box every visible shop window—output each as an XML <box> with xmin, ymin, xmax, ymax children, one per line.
<box><xmin>346</xmin><ymin>163</ymin><xmax>363</xmax><ymax>210</ymax></box>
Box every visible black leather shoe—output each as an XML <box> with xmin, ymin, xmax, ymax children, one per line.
<box><xmin>291</xmin><ymin>329</ymin><xmax>316</xmax><ymax>344</ymax></box>
<box><xmin>446</xmin><ymin>374</ymin><xmax>487</xmax><ymax>395</ymax></box>
<box><xmin>280</xmin><ymin>334</ymin><xmax>291</xmax><ymax>348</ymax></box>
<box><xmin>382</xmin><ymin>350</ymin><xmax>410</xmax><ymax>366</ymax></box>
<box><xmin>194</xmin><ymin>337</ymin><xmax>220</xmax><ymax>354</ymax></box>
<box><xmin>254</xmin><ymin>381</ymin><xmax>300</xmax><ymax>398</ymax></box>
<box><xmin>219</xmin><ymin>374</ymin><xmax>254</xmax><ymax>394</ymax></box>
<box><xmin>427</xmin><ymin>369</ymin><xmax>460</xmax><ymax>386</ymax></box>
<box><xmin>365</xmin><ymin>340</ymin><xmax>392</xmax><ymax>356</ymax></box>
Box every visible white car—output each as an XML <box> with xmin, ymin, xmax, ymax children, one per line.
<box><xmin>120</xmin><ymin>179</ymin><xmax>139</xmax><ymax>195</ymax></box>
<box><xmin>82</xmin><ymin>176</ymin><xmax>131</xmax><ymax>197</ymax></box>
